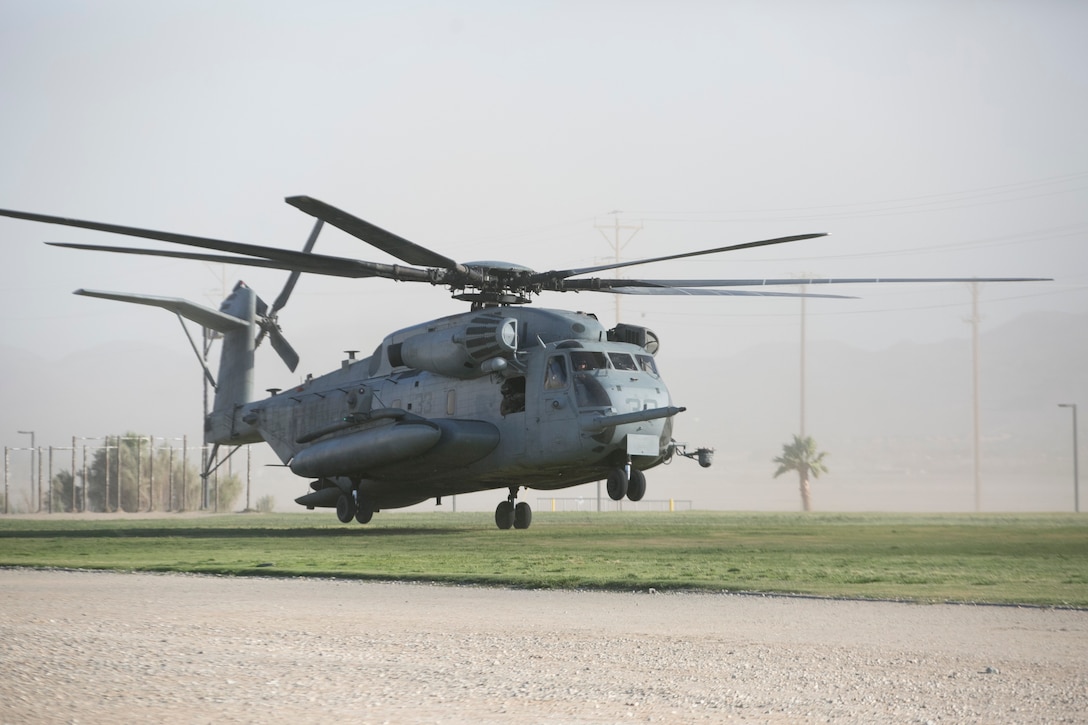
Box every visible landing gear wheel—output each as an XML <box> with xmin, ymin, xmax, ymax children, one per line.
<box><xmin>336</xmin><ymin>493</ymin><xmax>356</xmax><ymax>524</ymax></box>
<box><xmin>354</xmin><ymin>500</ymin><xmax>374</xmax><ymax>525</ymax></box>
<box><xmin>514</xmin><ymin>502</ymin><xmax>533</xmax><ymax>529</ymax></box>
<box><xmin>495</xmin><ymin>500</ymin><xmax>515</xmax><ymax>530</ymax></box>
<box><xmin>627</xmin><ymin>468</ymin><xmax>647</xmax><ymax>502</ymax></box>
<box><xmin>606</xmin><ymin>468</ymin><xmax>629</xmax><ymax>501</ymax></box>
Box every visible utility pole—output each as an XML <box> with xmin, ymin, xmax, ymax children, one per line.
<box><xmin>104</xmin><ymin>436</ymin><xmax>111</xmax><ymax>513</ymax></box>
<box><xmin>968</xmin><ymin>281</ymin><xmax>982</xmax><ymax>512</ymax></box>
<box><xmin>1058</xmin><ymin>404</ymin><xmax>1079</xmax><ymax>513</ymax></box>
<box><xmin>800</xmin><ymin>288</ymin><xmax>807</xmax><ymax>440</ymax></box>
<box><xmin>595</xmin><ymin>212</ymin><xmax>642</xmax><ymax>326</ymax></box>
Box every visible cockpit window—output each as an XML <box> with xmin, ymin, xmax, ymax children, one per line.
<box><xmin>570</xmin><ymin>350</ymin><xmax>608</xmax><ymax>371</ymax></box>
<box><xmin>544</xmin><ymin>355</ymin><xmax>568</xmax><ymax>389</ymax></box>
<box><xmin>608</xmin><ymin>352</ymin><xmax>638</xmax><ymax>371</ymax></box>
<box><xmin>636</xmin><ymin>354</ymin><xmax>659</xmax><ymax>376</ymax></box>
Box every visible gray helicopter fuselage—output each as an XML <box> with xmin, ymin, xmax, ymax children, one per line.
<box><xmin>228</xmin><ymin>306</ymin><xmax>677</xmax><ymax>510</ymax></box>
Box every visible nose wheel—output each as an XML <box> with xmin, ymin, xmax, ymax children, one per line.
<box><xmin>607</xmin><ymin>465</ymin><xmax>647</xmax><ymax>502</ymax></box>
<box><xmin>606</xmin><ymin>468</ymin><xmax>628</xmax><ymax>500</ymax></box>
<box><xmin>495</xmin><ymin>488</ymin><xmax>532</xmax><ymax>530</ymax></box>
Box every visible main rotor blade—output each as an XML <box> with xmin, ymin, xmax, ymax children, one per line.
<box><xmin>614</xmin><ymin>288</ymin><xmax>855</xmax><ymax>298</ymax></box>
<box><xmin>560</xmin><ymin>274</ymin><xmax>1050</xmax><ymax>297</ymax></box>
<box><xmin>569</xmin><ymin>284</ymin><xmax>855</xmax><ymax>299</ymax></box>
<box><xmin>286</xmin><ymin>196</ymin><xmax>465</xmax><ymax>271</ymax></box>
<box><xmin>533</xmin><ymin>233</ymin><xmax>829</xmax><ymax>284</ymax></box>
<box><xmin>2</xmin><ymin>207</ymin><xmax>291</xmax><ymax>258</ymax></box>
<box><xmin>271</xmin><ymin>218</ymin><xmax>323</xmax><ymax>315</ymax></box>
<box><xmin>45</xmin><ymin>242</ymin><xmax>413</xmax><ymax>279</ymax></box>
<box><xmin>570</xmin><ymin>276</ymin><xmax>1054</xmax><ymax>289</ymax></box>
<box><xmin>9</xmin><ymin>207</ymin><xmax>435</xmax><ymax>282</ymax></box>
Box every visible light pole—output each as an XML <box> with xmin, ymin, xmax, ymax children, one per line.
<box><xmin>1058</xmin><ymin>404</ymin><xmax>1079</xmax><ymax>513</ymax></box>
<box><xmin>17</xmin><ymin>430</ymin><xmax>34</xmax><ymax>509</ymax></box>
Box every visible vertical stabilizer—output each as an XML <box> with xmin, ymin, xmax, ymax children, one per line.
<box><xmin>206</xmin><ymin>282</ymin><xmax>259</xmax><ymax>445</ymax></box>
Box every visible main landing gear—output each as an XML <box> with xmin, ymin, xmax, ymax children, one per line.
<box><xmin>495</xmin><ymin>487</ymin><xmax>532</xmax><ymax>530</ymax></box>
<box><xmin>606</xmin><ymin>465</ymin><xmax>646</xmax><ymax>502</ymax></box>
<box><xmin>336</xmin><ymin>490</ymin><xmax>375</xmax><ymax>525</ymax></box>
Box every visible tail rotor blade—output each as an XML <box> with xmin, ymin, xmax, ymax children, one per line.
<box><xmin>272</xmin><ymin>219</ymin><xmax>323</xmax><ymax>315</ymax></box>
<box><xmin>258</xmin><ymin>219</ymin><xmax>323</xmax><ymax>372</ymax></box>
<box><xmin>269</xmin><ymin>326</ymin><xmax>300</xmax><ymax>372</ymax></box>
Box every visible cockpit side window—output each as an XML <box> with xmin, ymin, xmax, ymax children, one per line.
<box><xmin>636</xmin><ymin>354</ymin><xmax>659</xmax><ymax>376</ymax></box>
<box><xmin>544</xmin><ymin>355</ymin><xmax>568</xmax><ymax>389</ymax></box>
<box><xmin>570</xmin><ymin>350</ymin><xmax>608</xmax><ymax>371</ymax></box>
<box><xmin>608</xmin><ymin>352</ymin><xmax>638</xmax><ymax>371</ymax></box>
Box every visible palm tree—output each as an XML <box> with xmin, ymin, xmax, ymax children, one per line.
<box><xmin>773</xmin><ymin>434</ymin><xmax>829</xmax><ymax>512</ymax></box>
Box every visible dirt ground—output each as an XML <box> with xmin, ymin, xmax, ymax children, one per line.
<box><xmin>1</xmin><ymin>569</ymin><xmax>1085</xmax><ymax>724</ymax></box>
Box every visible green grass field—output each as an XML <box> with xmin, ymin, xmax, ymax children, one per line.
<box><xmin>1</xmin><ymin>511</ymin><xmax>1085</xmax><ymax>607</ymax></box>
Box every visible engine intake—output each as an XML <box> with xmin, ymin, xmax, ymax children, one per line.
<box><xmin>388</xmin><ymin>313</ymin><xmax>517</xmax><ymax>378</ymax></box>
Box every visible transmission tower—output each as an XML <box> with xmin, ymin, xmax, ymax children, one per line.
<box><xmin>595</xmin><ymin>212</ymin><xmax>642</xmax><ymax>325</ymax></box>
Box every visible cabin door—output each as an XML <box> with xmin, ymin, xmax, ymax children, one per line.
<box><xmin>534</xmin><ymin>353</ymin><xmax>580</xmax><ymax>460</ymax></box>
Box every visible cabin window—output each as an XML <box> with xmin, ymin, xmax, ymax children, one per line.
<box><xmin>446</xmin><ymin>390</ymin><xmax>456</xmax><ymax>415</ymax></box>
<box><xmin>544</xmin><ymin>355</ymin><xmax>568</xmax><ymax>390</ymax></box>
<box><xmin>500</xmin><ymin>376</ymin><xmax>526</xmax><ymax>415</ymax></box>
<box><xmin>570</xmin><ymin>350</ymin><xmax>607</xmax><ymax>371</ymax></box>
<box><xmin>608</xmin><ymin>352</ymin><xmax>638</xmax><ymax>371</ymax></box>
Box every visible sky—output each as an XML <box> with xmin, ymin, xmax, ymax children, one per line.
<box><xmin>1</xmin><ymin>1</ymin><xmax>1086</xmax><ymax>512</ymax></box>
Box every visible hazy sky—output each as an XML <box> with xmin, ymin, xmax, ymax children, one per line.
<box><xmin>2</xmin><ymin>1</ymin><xmax>1085</xmax><ymax>510</ymax></box>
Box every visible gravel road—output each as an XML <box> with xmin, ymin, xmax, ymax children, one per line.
<box><xmin>1</xmin><ymin>569</ymin><xmax>1085</xmax><ymax>724</ymax></box>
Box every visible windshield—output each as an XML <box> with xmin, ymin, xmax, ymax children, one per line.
<box><xmin>636</xmin><ymin>354</ymin><xmax>659</xmax><ymax>375</ymax></box>
<box><xmin>570</xmin><ymin>350</ymin><xmax>608</xmax><ymax>371</ymax></box>
<box><xmin>549</xmin><ymin>349</ymin><xmax>659</xmax><ymax>384</ymax></box>
<box><xmin>608</xmin><ymin>352</ymin><xmax>638</xmax><ymax>371</ymax></box>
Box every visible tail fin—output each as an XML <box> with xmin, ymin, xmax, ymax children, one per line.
<box><xmin>74</xmin><ymin>282</ymin><xmax>261</xmax><ymax>445</ymax></box>
<box><xmin>206</xmin><ymin>282</ymin><xmax>258</xmax><ymax>444</ymax></box>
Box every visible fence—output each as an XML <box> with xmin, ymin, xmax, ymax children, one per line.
<box><xmin>2</xmin><ymin>436</ymin><xmax>250</xmax><ymax>514</ymax></box>
<box><xmin>536</xmin><ymin>497</ymin><xmax>693</xmax><ymax>513</ymax></box>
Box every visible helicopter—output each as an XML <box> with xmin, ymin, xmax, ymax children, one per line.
<box><xmin>0</xmin><ymin>198</ymin><xmax>1050</xmax><ymax>528</ymax></box>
